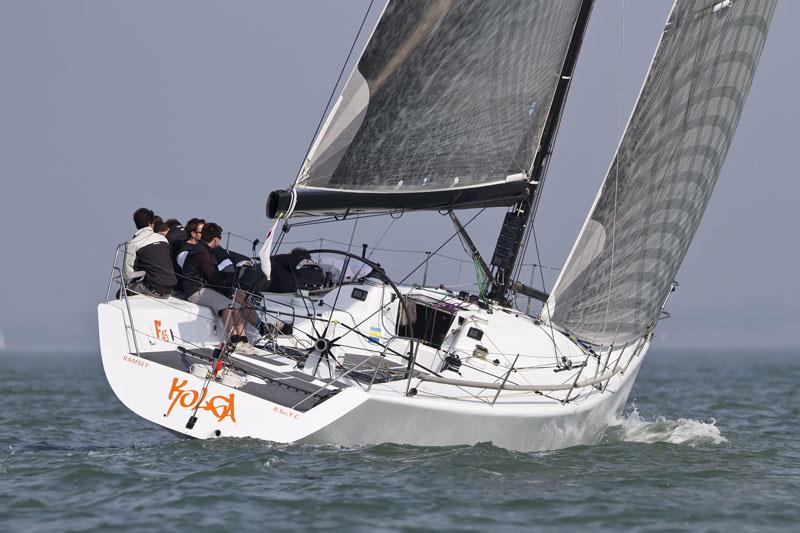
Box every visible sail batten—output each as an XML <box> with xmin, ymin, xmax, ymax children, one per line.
<box><xmin>270</xmin><ymin>0</ymin><xmax>586</xmax><ymax>218</ymax></box>
<box><xmin>544</xmin><ymin>0</ymin><xmax>776</xmax><ymax>347</ymax></box>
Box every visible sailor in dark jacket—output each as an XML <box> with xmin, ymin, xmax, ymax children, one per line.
<box><xmin>267</xmin><ymin>248</ymin><xmax>325</xmax><ymax>293</ymax></box>
<box><xmin>182</xmin><ymin>223</ymin><xmax>260</xmax><ymax>346</ymax></box>
<box><xmin>173</xmin><ymin>218</ymin><xmax>205</xmax><ymax>273</ymax></box>
<box><xmin>165</xmin><ymin>219</ymin><xmax>185</xmax><ymax>246</ymax></box>
<box><xmin>130</xmin><ymin>225</ymin><xmax>178</xmax><ymax>298</ymax></box>
<box><xmin>181</xmin><ymin>225</ymin><xmax>231</xmax><ymax>299</ymax></box>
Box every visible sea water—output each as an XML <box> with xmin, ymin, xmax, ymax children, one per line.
<box><xmin>2</xmin><ymin>349</ymin><xmax>798</xmax><ymax>531</ymax></box>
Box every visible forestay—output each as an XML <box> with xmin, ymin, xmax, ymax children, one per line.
<box><xmin>544</xmin><ymin>0</ymin><xmax>776</xmax><ymax>346</ymax></box>
<box><xmin>268</xmin><ymin>0</ymin><xmax>585</xmax><ymax>218</ymax></box>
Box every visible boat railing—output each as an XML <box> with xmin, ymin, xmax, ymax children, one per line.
<box><xmin>289</xmin><ymin>335</ymin><xmax>427</xmax><ymax>410</ymax></box>
<box><xmin>490</xmin><ymin>354</ymin><xmax>521</xmax><ymax>405</ymax></box>
<box><xmin>105</xmin><ymin>243</ymin><xmax>125</xmax><ymax>302</ymax></box>
<box><xmin>105</xmin><ymin>242</ymin><xmax>142</xmax><ymax>357</ymax></box>
<box><xmin>416</xmin><ymin>366</ymin><xmax>624</xmax><ymax>393</ymax></box>
<box><xmin>258</xmin><ymin>294</ymin><xmax>302</xmax><ymax>330</ymax></box>
<box><xmin>374</xmin><ymin>334</ymin><xmax>420</xmax><ymax>393</ymax></box>
<box><xmin>105</xmin><ymin>239</ymin><xmax>256</xmax><ymax>357</ymax></box>
<box><xmin>412</xmin><ymin>340</ymin><xmax>649</xmax><ymax>402</ymax></box>
<box><xmin>104</xmin><ymin>238</ymin><xmax>636</xmax><ymax>402</ymax></box>
<box><xmin>289</xmin><ymin>351</ymin><xmax>400</xmax><ymax>411</ymax></box>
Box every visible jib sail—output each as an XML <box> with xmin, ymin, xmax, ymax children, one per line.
<box><xmin>544</xmin><ymin>0</ymin><xmax>776</xmax><ymax>346</ymax></box>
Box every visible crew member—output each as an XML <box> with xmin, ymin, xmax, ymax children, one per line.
<box><xmin>182</xmin><ymin>223</ymin><xmax>259</xmax><ymax>347</ymax></box>
<box><xmin>124</xmin><ymin>208</ymin><xmax>177</xmax><ymax>298</ymax></box>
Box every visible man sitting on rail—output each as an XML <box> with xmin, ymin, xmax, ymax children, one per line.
<box><xmin>174</xmin><ymin>217</ymin><xmax>205</xmax><ymax>280</ymax></box>
<box><xmin>124</xmin><ymin>207</ymin><xmax>177</xmax><ymax>298</ymax></box>
<box><xmin>181</xmin><ymin>222</ymin><xmax>260</xmax><ymax>350</ymax></box>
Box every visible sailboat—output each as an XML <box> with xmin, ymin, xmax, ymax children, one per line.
<box><xmin>98</xmin><ymin>0</ymin><xmax>775</xmax><ymax>451</ymax></box>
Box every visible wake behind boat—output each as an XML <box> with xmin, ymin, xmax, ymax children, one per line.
<box><xmin>99</xmin><ymin>0</ymin><xmax>776</xmax><ymax>451</ymax></box>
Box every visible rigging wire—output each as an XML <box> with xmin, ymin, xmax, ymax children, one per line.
<box><xmin>285</xmin><ymin>237</ymin><xmax>562</xmax><ymax>271</ymax></box>
<box><xmin>532</xmin><ymin>225</ymin><xmax>562</xmax><ymax>366</ymax></box>
<box><xmin>600</xmin><ymin>0</ymin><xmax>625</xmax><ymax>341</ymax></box>
<box><xmin>113</xmin><ymin>248</ymin><xmax>587</xmax><ymax>401</ymax></box>
<box><xmin>222</xmin><ymin>229</ymin><xmax>563</xmax><ymax>273</ymax></box>
<box><xmin>399</xmin><ymin>209</ymin><xmax>486</xmax><ymax>285</ymax></box>
<box><xmin>291</xmin><ymin>0</ymin><xmax>376</xmax><ymax>188</ymax></box>
<box><xmin>365</xmin><ymin>215</ymin><xmax>397</xmax><ymax>262</ymax></box>
<box><xmin>320</xmin><ymin>215</ymin><xmax>360</xmax><ymax>338</ymax></box>
<box><xmin>326</xmin><ymin>211</ymin><xmax>487</xmax><ymax>347</ymax></box>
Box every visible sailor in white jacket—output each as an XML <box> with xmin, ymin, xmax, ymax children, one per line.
<box><xmin>123</xmin><ymin>208</ymin><xmax>173</xmax><ymax>288</ymax></box>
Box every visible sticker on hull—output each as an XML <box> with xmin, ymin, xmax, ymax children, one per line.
<box><xmin>368</xmin><ymin>325</ymin><xmax>381</xmax><ymax>344</ymax></box>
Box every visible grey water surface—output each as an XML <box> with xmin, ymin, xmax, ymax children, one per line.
<box><xmin>2</xmin><ymin>350</ymin><xmax>798</xmax><ymax>531</ymax></box>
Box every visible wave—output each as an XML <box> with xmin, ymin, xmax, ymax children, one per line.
<box><xmin>606</xmin><ymin>407</ymin><xmax>727</xmax><ymax>447</ymax></box>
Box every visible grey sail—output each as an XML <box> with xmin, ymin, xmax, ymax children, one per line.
<box><xmin>268</xmin><ymin>0</ymin><xmax>585</xmax><ymax>218</ymax></box>
<box><xmin>544</xmin><ymin>0</ymin><xmax>776</xmax><ymax>346</ymax></box>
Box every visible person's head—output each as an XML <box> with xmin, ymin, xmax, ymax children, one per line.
<box><xmin>133</xmin><ymin>207</ymin><xmax>155</xmax><ymax>230</ymax></box>
<box><xmin>185</xmin><ymin>218</ymin><xmax>205</xmax><ymax>243</ymax></box>
<box><xmin>165</xmin><ymin>218</ymin><xmax>182</xmax><ymax>231</ymax></box>
<box><xmin>201</xmin><ymin>222</ymin><xmax>223</xmax><ymax>248</ymax></box>
<box><xmin>291</xmin><ymin>247</ymin><xmax>311</xmax><ymax>260</ymax></box>
<box><xmin>153</xmin><ymin>216</ymin><xmax>168</xmax><ymax>235</ymax></box>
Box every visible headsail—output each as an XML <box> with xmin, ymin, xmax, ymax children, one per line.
<box><xmin>543</xmin><ymin>0</ymin><xmax>776</xmax><ymax>346</ymax></box>
<box><xmin>268</xmin><ymin>0</ymin><xmax>585</xmax><ymax>218</ymax></box>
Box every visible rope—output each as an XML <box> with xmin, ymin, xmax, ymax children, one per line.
<box><xmin>283</xmin><ymin>211</ymin><xmax>400</xmax><ymax>228</ymax></box>
<box><xmin>474</xmin><ymin>258</ymin><xmax>488</xmax><ymax>300</ymax></box>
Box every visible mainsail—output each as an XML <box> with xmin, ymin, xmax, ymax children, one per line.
<box><xmin>268</xmin><ymin>0</ymin><xmax>585</xmax><ymax>218</ymax></box>
<box><xmin>544</xmin><ymin>0</ymin><xmax>776</xmax><ymax>346</ymax></box>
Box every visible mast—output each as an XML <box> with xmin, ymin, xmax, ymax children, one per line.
<box><xmin>488</xmin><ymin>0</ymin><xmax>594</xmax><ymax>304</ymax></box>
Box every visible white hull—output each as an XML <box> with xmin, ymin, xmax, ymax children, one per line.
<box><xmin>300</xmin><ymin>370</ymin><xmax>640</xmax><ymax>450</ymax></box>
<box><xmin>99</xmin><ymin>282</ymin><xmax>648</xmax><ymax>452</ymax></box>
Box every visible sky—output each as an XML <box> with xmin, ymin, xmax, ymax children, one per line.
<box><xmin>0</xmin><ymin>1</ymin><xmax>797</xmax><ymax>353</ymax></box>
